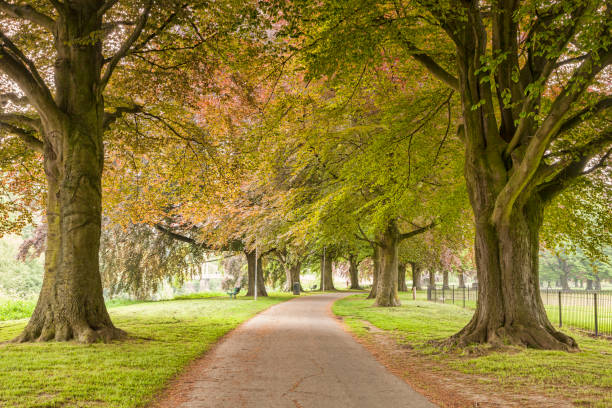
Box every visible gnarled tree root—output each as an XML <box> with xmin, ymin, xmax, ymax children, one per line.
<box><xmin>13</xmin><ymin>319</ymin><xmax>127</xmax><ymax>344</ymax></box>
<box><xmin>443</xmin><ymin>323</ymin><xmax>579</xmax><ymax>352</ymax></box>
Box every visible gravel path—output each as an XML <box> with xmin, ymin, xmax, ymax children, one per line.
<box><xmin>154</xmin><ymin>293</ymin><xmax>437</xmax><ymax>408</ymax></box>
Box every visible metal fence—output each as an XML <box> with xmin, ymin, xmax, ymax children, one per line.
<box><xmin>427</xmin><ymin>285</ymin><xmax>612</xmax><ymax>337</ymax></box>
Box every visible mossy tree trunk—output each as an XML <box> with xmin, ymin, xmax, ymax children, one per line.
<box><xmin>15</xmin><ymin>4</ymin><xmax>125</xmax><ymax>343</ymax></box>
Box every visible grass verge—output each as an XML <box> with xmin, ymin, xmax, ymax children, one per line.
<box><xmin>333</xmin><ymin>293</ymin><xmax>612</xmax><ymax>407</ymax></box>
<box><xmin>0</xmin><ymin>293</ymin><xmax>293</xmax><ymax>408</ymax></box>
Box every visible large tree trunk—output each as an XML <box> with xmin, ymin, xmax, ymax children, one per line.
<box><xmin>410</xmin><ymin>262</ymin><xmax>423</xmax><ymax>290</ymax></box>
<box><xmin>320</xmin><ymin>253</ymin><xmax>335</xmax><ymax>291</ymax></box>
<box><xmin>447</xmin><ymin>14</ymin><xmax>577</xmax><ymax>349</ymax></box>
<box><xmin>442</xmin><ymin>270</ymin><xmax>450</xmax><ymax>290</ymax></box>
<box><xmin>245</xmin><ymin>250</ymin><xmax>267</xmax><ymax>297</ymax></box>
<box><xmin>367</xmin><ymin>246</ymin><xmax>380</xmax><ymax>299</ymax></box>
<box><xmin>450</xmin><ymin>190</ymin><xmax>577</xmax><ymax>350</ymax></box>
<box><xmin>348</xmin><ymin>255</ymin><xmax>361</xmax><ymax>290</ymax></box>
<box><xmin>15</xmin><ymin>7</ymin><xmax>122</xmax><ymax>343</ymax></box>
<box><xmin>375</xmin><ymin>221</ymin><xmax>401</xmax><ymax>307</ymax></box>
<box><xmin>398</xmin><ymin>263</ymin><xmax>408</xmax><ymax>292</ymax></box>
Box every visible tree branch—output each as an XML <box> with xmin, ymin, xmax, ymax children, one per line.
<box><xmin>0</xmin><ymin>121</ymin><xmax>43</xmax><ymax>153</ymax></box>
<box><xmin>354</xmin><ymin>224</ymin><xmax>380</xmax><ymax>247</ymax></box>
<box><xmin>103</xmin><ymin>104</ymin><xmax>142</xmax><ymax>129</ymax></box>
<box><xmin>0</xmin><ymin>1</ymin><xmax>55</xmax><ymax>30</ymax></box>
<box><xmin>395</xmin><ymin>30</ymin><xmax>459</xmax><ymax>91</ymax></box>
<box><xmin>399</xmin><ymin>222</ymin><xmax>436</xmax><ymax>241</ymax></box>
<box><xmin>494</xmin><ymin>49</ymin><xmax>612</xmax><ymax>223</ymax></box>
<box><xmin>100</xmin><ymin>1</ymin><xmax>152</xmax><ymax>89</ymax></box>
<box><xmin>155</xmin><ymin>223</ymin><xmax>245</xmax><ymax>252</ymax></box>
<box><xmin>0</xmin><ymin>112</ymin><xmax>41</xmax><ymax>131</ymax></box>
<box><xmin>0</xmin><ymin>92</ymin><xmax>29</xmax><ymax>107</ymax></box>
<box><xmin>154</xmin><ymin>223</ymin><xmax>198</xmax><ymax>245</ymax></box>
<box><xmin>538</xmin><ymin>130</ymin><xmax>612</xmax><ymax>202</ymax></box>
<box><xmin>98</xmin><ymin>0</ymin><xmax>120</xmax><ymax>19</ymax></box>
<box><xmin>557</xmin><ymin>97</ymin><xmax>612</xmax><ymax>135</ymax></box>
<box><xmin>0</xmin><ymin>33</ymin><xmax>58</xmax><ymax>116</ymax></box>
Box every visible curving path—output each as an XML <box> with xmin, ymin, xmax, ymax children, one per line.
<box><xmin>155</xmin><ymin>293</ymin><xmax>436</xmax><ymax>408</ymax></box>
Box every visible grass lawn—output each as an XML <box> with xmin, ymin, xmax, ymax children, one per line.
<box><xmin>333</xmin><ymin>293</ymin><xmax>612</xmax><ymax>407</ymax></box>
<box><xmin>0</xmin><ymin>293</ymin><xmax>293</xmax><ymax>408</ymax></box>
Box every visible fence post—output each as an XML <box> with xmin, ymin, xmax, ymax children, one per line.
<box><xmin>463</xmin><ymin>286</ymin><xmax>465</xmax><ymax>308</ymax></box>
<box><xmin>442</xmin><ymin>286</ymin><xmax>445</xmax><ymax>303</ymax></box>
<box><xmin>412</xmin><ymin>286</ymin><xmax>416</xmax><ymax>300</ymax></box>
<box><xmin>434</xmin><ymin>286</ymin><xmax>437</xmax><ymax>302</ymax></box>
<box><xmin>558</xmin><ymin>291</ymin><xmax>562</xmax><ymax>328</ymax></box>
<box><xmin>452</xmin><ymin>286</ymin><xmax>455</xmax><ymax>305</ymax></box>
<box><xmin>594</xmin><ymin>292</ymin><xmax>598</xmax><ymax>337</ymax></box>
<box><xmin>427</xmin><ymin>286</ymin><xmax>431</xmax><ymax>301</ymax></box>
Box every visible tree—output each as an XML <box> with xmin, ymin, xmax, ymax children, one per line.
<box><xmin>0</xmin><ymin>1</ymin><xmax>167</xmax><ymax>342</ymax></box>
<box><xmin>270</xmin><ymin>0</ymin><xmax>612</xmax><ymax>350</ymax></box>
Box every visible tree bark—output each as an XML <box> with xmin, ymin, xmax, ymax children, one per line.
<box><xmin>449</xmin><ymin>193</ymin><xmax>577</xmax><ymax>350</ymax></box>
<box><xmin>410</xmin><ymin>262</ymin><xmax>422</xmax><ymax>290</ymax></box>
<box><xmin>458</xmin><ymin>269</ymin><xmax>466</xmax><ymax>288</ymax></box>
<box><xmin>348</xmin><ymin>254</ymin><xmax>361</xmax><ymax>290</ymax></box>
<box><xmin>442</xmin><ymin>270</ymin><xmax>450</xmax><ymax>290</ymax></box>
<box><xmin>398</xmin><ymin>263</ymin><xmax>408</xmax><ymax>292</ymax></box>
<box><xmin>367</xmin><ymin>246</ymin><xmax>380</xmax><ymax>299</ymax></box>
<box><xmin>557</xmin><ymin>256</ymin><xmax>570</xmax><ymax>291</ymax></box>
<box><xmin>428</xmin><ymin>270</ymin><xmax>435</xmax><ymax>288</ymax></box>
<box><xmin>320</xmin><ymin>253</ymin><xmax>335</xmax><ymax>291</ymax></box>
<box><xmin>245</xmin><ymin>250</ymin><xmax>267</xmax><ymax>297</ymax></box>
<box><xmin>594</xmin><ymin>276</ymin><xmax>601</xmax><ymax>291</ymax></box>
<box><xmin>15</xmin><ymin>6</ymin><xmax>123</xmax><ymax>343</ymax></box>
<box><xmin>289</xmin><ymin>262</ymin><xmax>303</xmax><ymax>292</ymax></box>
<box><xmin>375</xmin><ymin>220</ymin><xmax>401</xmax><ymax>307</ymax></box>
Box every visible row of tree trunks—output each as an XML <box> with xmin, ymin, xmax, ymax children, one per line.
<box><xmin>348</xmin><ymin>255</ymin><xmax>361</xmax><ymax>289</ymax></box>
<box><xmin>320</xmin><ymin>254</ymin><xmax>336</xmax><ymax>291</ymax></box>
<box><xmin>410</xmin><ymin>262</ymin><xmax>423</xmax><ymax>290</ymax></box>
<box><xmin>398</xmin><ymin>263</ymin><xmax>408</xmax><ymax>292</ymax></box>
<box><xmin>245</xmin><ymin>250</ymin><xmax>268</xmax><ymax>297</ymax></box>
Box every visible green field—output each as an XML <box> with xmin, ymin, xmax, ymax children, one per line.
<box><xmin>334</xmin><ymin>293</ymin><xmax>612</xmax><ymax>408</ymax></box>
<box><xmin>0</xmin><ymin>293</ymin><xmax>293</xmax><ymax>408</ymax></box>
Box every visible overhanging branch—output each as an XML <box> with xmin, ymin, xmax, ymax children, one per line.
<box><xmin>100</xmin><ymin>1</ymin><xmax>152</xmax><ymax>89</ymax></box>
<box><xmin>0</xmin><ymin>2</ymin><xmax>55</xmax><ymax>30</ymax></box>
<box><xmin>399</xmin><ymin>221</ymin><xmax>436</xmax><ymax>241</ymax></box>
